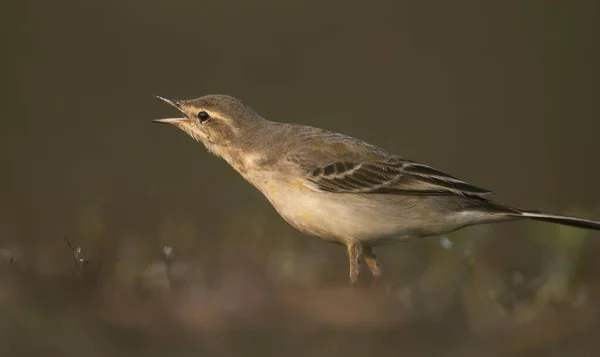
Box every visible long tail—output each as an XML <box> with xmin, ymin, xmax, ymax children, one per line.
<box><xmin>513</xmin><ymin>209</ymin><xmax>600</xmax><ymax>231</ymax></box>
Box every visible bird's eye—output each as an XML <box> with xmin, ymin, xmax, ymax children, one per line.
<box><xmin>198</xmin><ymin>111</ymin><xmax>210</xmax><ymax>123</ymax></box>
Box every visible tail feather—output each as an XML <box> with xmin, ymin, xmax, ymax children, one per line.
<box><xmin>516</xmin><ymin>210</ymin><xmax>600</xmax><ymax>231</ymax></box>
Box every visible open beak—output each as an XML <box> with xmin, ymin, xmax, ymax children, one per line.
<box><xmin>152</xmin><ymin>117</ymin><xmax>187</xmax><ymax>125</ymax></box>
<box><xmin>153</xmin><ymin>95</ymin><xmax>188</xmax><ymax>125</ymax></box>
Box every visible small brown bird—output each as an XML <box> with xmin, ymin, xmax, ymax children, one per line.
<box><xmin>153</xmin><ymin>94</ymin><xmax>600</xmax><ymax>285</ymax></box>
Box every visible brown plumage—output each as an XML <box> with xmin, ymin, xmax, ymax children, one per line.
<box><xmin>154</xmin><ymin>94</ymin><xmax>600</xmax><ymax>285</ymax></box>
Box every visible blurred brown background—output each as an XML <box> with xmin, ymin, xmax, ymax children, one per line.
<box><xmin>1</xmin><ymin>0</ymin><xmax>600</xmax><ymax>356</ymax></box>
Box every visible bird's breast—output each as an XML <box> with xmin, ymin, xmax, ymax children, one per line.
<box><xmin>247</xmin><ymin>175</ymin><xmax>392</xmax><ymax>244</ymax></box>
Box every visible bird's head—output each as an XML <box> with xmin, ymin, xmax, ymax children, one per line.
<box><xmin>153</xmin><ymin>94</ymin><xmax>265</xmax><ymax>156</ymax></box>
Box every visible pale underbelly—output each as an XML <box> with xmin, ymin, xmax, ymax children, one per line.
<box><xmin>259</xmin><ymin>182</ymin><xmax>486</xmax><ymax>246</ymax></box>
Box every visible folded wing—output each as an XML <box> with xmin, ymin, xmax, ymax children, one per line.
<box><xmin>305</xmin><ymin>157</ymin><xmax>493</xmax><ymax>197</ymax></box>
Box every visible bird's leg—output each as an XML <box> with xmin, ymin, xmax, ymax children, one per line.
<box><xmin>347</xmin><ymin>242</ymin><xmax>363</xmax><ymax>285</ymax></box>
<box><xmin>364</xmin><ymin>246</ymin><xmax>383</xmax><ymax>287</ymax></box>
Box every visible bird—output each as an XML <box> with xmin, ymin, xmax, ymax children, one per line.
<box><xmin>152</xmin><ymin>94</ymin><xmax>600</xmax><ymax>286</ymax></box>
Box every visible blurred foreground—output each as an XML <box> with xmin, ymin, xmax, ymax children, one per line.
<box><xmin>1</xmin><ymin>205</ymin><xmax>600</xmax><ymax>357</ymax></box>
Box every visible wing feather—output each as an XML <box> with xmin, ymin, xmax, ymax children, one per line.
<box><xmin>305</xmin><ymin>158</ymin><xmax>492</xmax><ymax>197</ymax></box>
<box><xmin>281</xmin><ymin>125</ymin><xmax>492</xmax><ymax>197</ymax></box>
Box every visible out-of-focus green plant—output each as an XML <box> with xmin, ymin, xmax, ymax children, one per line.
<box><xmin>415</xmin><ymin>225</ymin><xmax>487</xmax><ymax>319</ymax></box>
<box><xmin>529</xmin><ymin>206</ymin><xmax>589</xmax><ymax>305</ymax></box>
<box><xmin>156</xmin><ymin>214</ymin><xmax>200</xmax><ymax>255</ymax></box>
